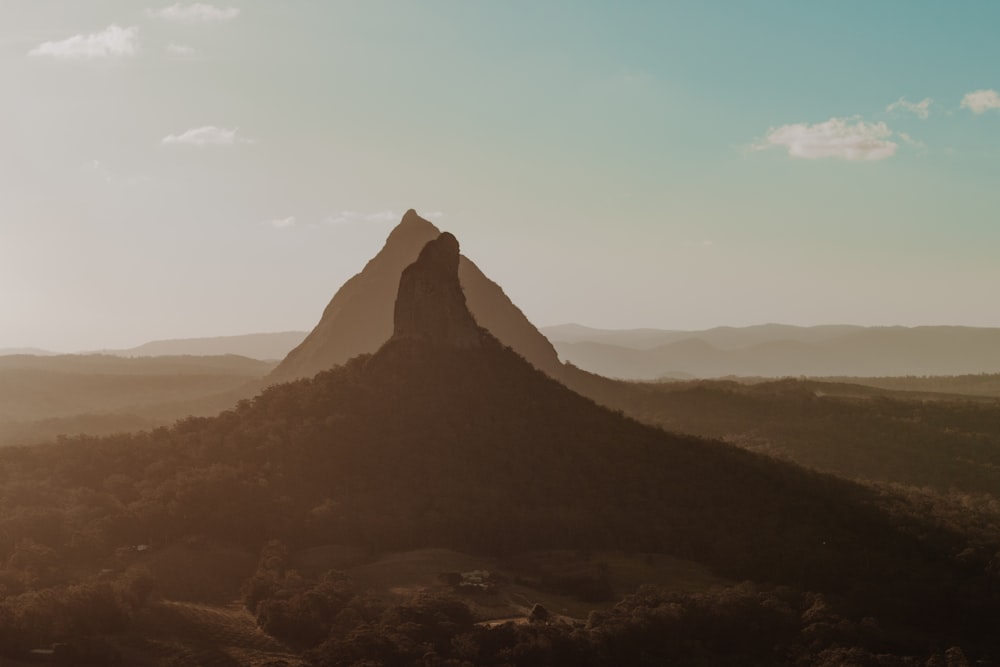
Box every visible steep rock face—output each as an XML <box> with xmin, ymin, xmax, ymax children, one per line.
<box><xmin>268</xmin><ymin>210</ymin><xmax>563</xmax><ymax>383</ymax></box>
<box><xmin>392</xmin><ymin>233</ymin><xmax>482</xmax><ymax>349</ymax></box>
<box><xmin>457</xmin><ymin>259</ymin><xmax>563</xmax><ymax>376</ymax></box>
<box><xmin>269</xmin><ymin>210</ymin><xmax>440</xmax><ymax>383</ymax></box>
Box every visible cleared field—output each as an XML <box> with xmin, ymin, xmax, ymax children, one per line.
<box><xmin>301</xmin><ymin>546</ymin><xmax>730</xmax><ymax>623</ymax></box>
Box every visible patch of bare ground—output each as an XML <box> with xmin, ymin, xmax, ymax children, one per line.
<box><xmin>302</xmin><ymin>546</ymin><xmax>729</xmax><ymax>624</ymax></box>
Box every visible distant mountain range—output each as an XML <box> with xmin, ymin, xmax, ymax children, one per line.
<box><xmin>0</xmin><ymin>347</ymin><xmax>59</xmax><ymax>356</ymax></box>
<box><xmin>12</xmin><ymin>318</ymin><xmax>995</xmax><ymax>383</ymax></box>
<box><xmin>542</xmin><ymin>323</ymin><xmax>1000</xmax><ymax>379</ymax></box>
<box><xmin>92</xmin><ymin>331</ymin><xmax>308</xmax><ymax>360</ymax></box>
<box><xmin>1</xmin><ymin>335</ymin><xmax>309</xmax><ymax>362</ymax></box>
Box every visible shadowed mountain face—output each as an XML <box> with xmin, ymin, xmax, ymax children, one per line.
<box><xmin>393</xmin><ymin>232</ymin><xmax>483</xmax><ymax>349</ymax></box>
<box><xmin>269</xmin><ymin>210</ymin><xmax>562</xmax><ymax>383</ymax></box>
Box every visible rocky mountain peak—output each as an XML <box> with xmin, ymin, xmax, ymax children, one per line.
<box><xmin>387</xmin><ymin>209</ymin><xmax>437</xmax><ymax>242</ymax></box>
<box><xmin>392</xmin><ymin>232</ymin><xmax>483</xmax><ymax>349</ymax></box>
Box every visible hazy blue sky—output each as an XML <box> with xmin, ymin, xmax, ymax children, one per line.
<box><xmin>3</xmin><ymin>1</ymin><xmax>1000</xmax><ymax>351</ymax></box>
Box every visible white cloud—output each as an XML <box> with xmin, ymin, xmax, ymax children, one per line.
<box><xmin>148</xmin><ymin>3</ymin><xmax>240</xmax><ymax>22</ymax></box>
<box><xmin>961</xmin><ymin>89</ymin><xmax>1000</xmax><ymax>114</ymax></box>
<box><xmin>269</xmin><ymin>217</ymin><xmax>296</xmax><ymax>229</ymax></box>
<box><xmin>754</xmin><ymin>117</ymin><xmax>897</xmax><ymax>161</ymax></box>
<box><xmin>29</xmin><ymin>25</ymin><xmax>138</xmax><ymax>59</ymax></box>
<box><xmin>324</xmin><ymin>209</ymin><xmax>444</xmax><ymax>226</ymax></box>
<box><xmin>167</xmin><ymin>42</ymin><xmax>196</xmax><ymax>56</ymax></box>
<box><xmin>326</xmin><ymin>210</ymin><xmax>401</xmax><ymax>225</ymax></box>
<box><xmin>364</xmin><ymin>210</ymin><xmax>400</xmax><ymax>223</ymax></box>
<box><xmin>886</xmin><ymin>96</ymin><xmax>932</xmax><ymax>119</ymax></box>
<box><xmin>326</xmin><ymin>210</ymin><xmax>357</xmax><ymax>225</ymax></box>
<box><xmin>897</xmin><ymin>132</ymin><xmax>926</xmax><ymax>150</ymax></box>
<box><xmin>161</xmin><ymin>126</ymin><xmax>252</xmax><ymax>146</ymax></box>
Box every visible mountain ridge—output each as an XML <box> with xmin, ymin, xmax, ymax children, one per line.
<box><xmin>88</xmin><ymin>332</ymin><xmax>308</xmax><ymax>360</ymax></box>
<box><xmin>269</xmin><ymin>210</ymin><xmax>563</xmax><ymax>383</ymax></box>
<box><xmin>547</xmin><ymin>324</ymin><xmax>1000</xmax><ymax>379</ymax></box>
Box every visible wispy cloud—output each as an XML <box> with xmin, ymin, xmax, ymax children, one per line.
<box><xmin>886</xmin><ymin>96</ymin><xmax>932</xmax><ymax>119</ymax></box>
<box><xmin>161</xmin><ymin>126</ymin><xmax>252</xmax><ymax>146</ymax></box>
<box><xmin>896</xmin><ymin>131</ymin><xmax>926</xmax><ymax>150</ymax></box>
<box><xmin>166</xmin><ymin>42</ymin><xmax>196</xmax><ymax>56</ymax></box>
<box><xmin>325</xmin><ymin>209</ymin><xmax>445</xmax><ymax>225</ymax></box>
<box><xmin>269</xmin><ymin>216</ymin><xmax>297</xmax><ymax>229</ymax></box>
<box><xmin>363</xmin><ymin>210</ymin><xmax>401</xmax><ymax>223</ymax></box>
<box><xmin>326</xmin><ymin>210</ymin><xmax>400</xmax><ymax>225</ymax></box>
<box><xmin>961</xmin><ymin>89</ymin><xmax>1000</xmax><ymax>114</ymax></box>
<box><xmin>148</xmin><ymin>3</ymin><xmax>240</xmax><ymax>22</ymax></box>
<box><xmin>753</xmin><ymin>117</ymin><xmax>897</xmax><ymax>161</ymax></box>
<box><xmin>29</xmin><ymin>25</ymin><xmax>138</xmax><ymax>59</ymax></box>
<box><xmin>82</xmin><ymin>159</ymin><xmax>150</xmax><ymax>186</ymax></box>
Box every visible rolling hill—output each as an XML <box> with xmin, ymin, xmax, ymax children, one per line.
<box><xmin>96</xmin><ymin>332</ymin><xmax>308</xmax><ymax>360</ymax></box>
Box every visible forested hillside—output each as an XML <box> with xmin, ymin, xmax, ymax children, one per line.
<box><xmin>0</xmin><ymin>336</ymin><xmax>998</xmax><ymax>664</ymax></box>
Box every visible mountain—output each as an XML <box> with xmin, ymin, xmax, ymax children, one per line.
<box><xmin>95</xmin><ymin>331</ymin><xmax>307</xmax><ymax>360</ymax></box>
<box><xmin>392</xmin><ymin>231</ymin><xmax>483</xmax><ymax>349</ymax></box>
<box><xmin>170</xmin><ymin>234</ymin><xmax>1000</xmax><ymax>609</ymax></box>
<box><xmin>546</xmin><ymin>324</ymin><xmax>1000</xmax><ymax>379</ymax></box>
<box><xmin>2</xmin><ymin>230</ymin><xmax>998</xmax><ymax>664</ymax></box>
<box><xmin>269</xmin><ymin>209</ymin><xmax>562</xmax><ymax>383</ymax></box>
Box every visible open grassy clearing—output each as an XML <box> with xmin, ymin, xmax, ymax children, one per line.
<box><xmin>300</xmin><ymin>546</ymin><xmax>730</xmax><ymax>622</ymax></box>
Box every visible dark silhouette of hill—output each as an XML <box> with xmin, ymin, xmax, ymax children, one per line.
<box><xmin>95</xmin><ymin>331</ymin><xmax>307</xmax><ymax>360</ymax></box>
<box><xmin>546</xmin><ymin>324</ymin><xmax>1000</xmax><ymax>379</ymax></box>
<box><xmin>269</xmin><ymin>209</ymin><xmax>562</xmax><ymax>383</ymax></box>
